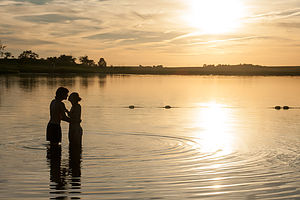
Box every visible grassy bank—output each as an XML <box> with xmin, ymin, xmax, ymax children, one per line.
<box><xmin>1</xmin><ymin>63</ymin><xmax>300</xmax><ymax>76</ymax></box>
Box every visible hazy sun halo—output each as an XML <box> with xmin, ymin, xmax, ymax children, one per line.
<box><xmin>185</xmin><ymin>0</ymin><xmax>246</xmax><ymax>34</ymax></box>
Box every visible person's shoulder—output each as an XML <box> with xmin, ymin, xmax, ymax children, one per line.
<box><xmin>53</xmin><ymin>100</ymin><xmax>65</xmax><ymax>108</ymax></box>
<box><xmin>50</xmin><ymin>99</ymin><xmax>56</xmax><ymax>106</ymax></box>
<box><xmin>74</xmin><ymin>104</ymin><xmax>81</xmax><ymax>109</ymax></box>
<box><xmin>71</xmin><ymin>104</ymin><xmax>81</xmax><ymax>112</ymax></box>
<box><xmin>60</xmin><ymin>101</ymin><xmax>66</xmax><ymax>108</ymax></box>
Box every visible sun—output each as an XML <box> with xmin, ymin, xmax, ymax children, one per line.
<box><xmin>184</xmin><ymin>0</ymin><xmax>246</xmax><ymax>34</ymax></box>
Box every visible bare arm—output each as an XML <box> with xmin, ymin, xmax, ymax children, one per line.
<box><xmin>65</xmin><ymin>108</ymin><xmax>70</xmax><ymax>116</ymax></box>
<box><xmin>60</xmin><ymin>102</ymin><xmax>71</xmax><ymax>123</ymax></box>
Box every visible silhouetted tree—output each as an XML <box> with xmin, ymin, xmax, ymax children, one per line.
<box><xmin>18</xmin><ymin>50</ymin><xmax>39</xmax><ymax>60</ymax></box>
<box><xmin>47</xmin><ymin>56</ymin><xmax>58</xmax><ymax>63</ymax></box>
<box><xmin>0</xmin><ymin>40</ymin><xmax>7</xmax><ymax>58</ymax></box>
<box><xmin>59</xmin><ymin>55</ymin><xmax>76</xmax><ymax>64</ymax></box>
<box><xmin>46</xmin><ymin>55</ymin><xmax>76</xmax><ymax>66</ymax></box>
<box><xmin>4</xmin><ymin>52</ymin><xmax>12</xmax><ymax>59</ymax></box>
<box><xmin>57</xmin><ymin>55</ymin><xmax>76</xmax><ymax>65</ymax></box>
<box><xmin>79</xmin><ymin>56</ymin><xmax>95</xmax><ymax>66</ymax></box>
<box><xmin>98</xmin><ymin>57</ymin><xmax>106</xmax><ymax>67</ymax></box>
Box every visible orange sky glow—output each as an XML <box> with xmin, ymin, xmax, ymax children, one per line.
<box><xmin>1</xmin><ymin>0</ymin><xmax>300</xmax><ymax>66</ymax></box>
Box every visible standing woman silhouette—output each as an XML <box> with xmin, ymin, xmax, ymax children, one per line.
<box><xmin>68</xmin><ymin>92</ymin><xmax>83</xmax><ymax>146</ymax></box>
<box><xmin>46</xmin><ymin>87</ymin><xmax>70</xmax><ymax>145</ymax></box>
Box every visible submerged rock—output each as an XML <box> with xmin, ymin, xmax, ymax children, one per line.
<box><xmin>275</xmin><ymin>106</ymin><xmax>281</xmax><ymax>110</ymax></box>
<box><xmin>129</xmin><ymin>105</ymin><xmax>135</xmax><ymax>109</ymax></box>
<box><xmin>283</xmin><ymin>106</ymin><xmax>290</xmax><ymax>110</ymax></box>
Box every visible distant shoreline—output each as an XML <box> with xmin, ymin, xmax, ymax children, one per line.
<box><xmin>1</xmin><ymin>63</ymin><xmax>300</xmax><ymax>76</ymax></box>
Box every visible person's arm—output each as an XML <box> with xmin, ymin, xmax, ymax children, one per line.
<box><xmin>65</xmin><ymin>108</ymin><xmax>70</xmax><ymax>116</ymax></box>
<box><xmin>60</xmin><ymin>103</ymin><xmax>71</xmax><ymax>122</ymax></box>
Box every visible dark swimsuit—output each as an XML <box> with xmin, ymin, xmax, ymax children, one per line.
<box><xmin>46</xmin><ymin>123</ymin><xmax>62</xmax><ymax>143</ymax></box>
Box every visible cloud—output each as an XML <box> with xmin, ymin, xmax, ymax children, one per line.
<box><xmin>1</xmin><ymin>36</ymin><xmax>57</xmax><ymax>46</ymax></box>
<box><xmin>0</xmin><ymin>30</ymin><xmax>14</xmax><ymax>35</ymax></box>
<box><xmin>189</xmin><ymin>36</ymin><xmax>271</xmax><ymax>46</ymax></box>
<box><xmin>166</xmin><ymin>32</ymin><xmax>295</xmax><ymax>48</ymax></box>
<box><xmin>85</xmin><ymin>30</ymin><xmax>184</xmax><ymax>45</ymax></box>
<box><xmin>11</xmin><ymin>0</ymin><xmax>53</xmax><ymax>5</ymax></box>
<box><xmin>249</xmin><ymin>8</ymin><xmax>300</xmax><ymax>20</ymax></box>
<box><xmin>131</xmin><ymin>11</ymin><xmax>162</xmax><ymax>20</ymax></box>
<box><xmin>15</xmin><ymin>14</ymin><xmax>89</xmax><ymax>24</ymax></box>
<box><xmin>1</xmin><ymin>0</ymin><xmax>299</xmax><ymax>65</ymax></box>
<box><xmin>276</xmin><ymin>22</ymin><xmax>300</xmax><ymax>29</ymax></box>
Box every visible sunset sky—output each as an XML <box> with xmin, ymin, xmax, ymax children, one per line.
<box><xmin>1</xmin><ymin>0</ymin><xmax>300</xmax><ymax>66</ymax></box>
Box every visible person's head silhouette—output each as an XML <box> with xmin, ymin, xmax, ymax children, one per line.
<box><xmin>68</xmin><ymin>92</ymin><xmax>81</xmax><ymax>105</ymax></box>
<box><xmin>55</xmin><ymin>87</ymin><xmax>69</xmax><ymax>101</ymax></box>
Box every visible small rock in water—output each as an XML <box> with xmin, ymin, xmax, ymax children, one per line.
<box><xmin>283</xmin><ymin>106</ymin><xmax>290</xmax><ymax>110</ymax></box>
<box><xmin>164</xmin><ymin>105</ymin><xmax>171</xmax><ymax>109</ymax></box>
<box><xmin>275</xmin><ymin>106</ymin><xmax>281</xmax><ymax>110</ymax></box>
<box><xmin>129</xmin><ymin>105</ymin><xmax>135</xmax><ymax>109</ymax></box>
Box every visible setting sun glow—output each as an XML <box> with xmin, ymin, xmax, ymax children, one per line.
<box><xmin>185</xmin><ymin>0</ymin><xmax>246</xmax><ymax>34</ymax></box>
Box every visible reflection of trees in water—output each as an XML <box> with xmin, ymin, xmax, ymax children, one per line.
<box><xmin>80</xmin><ymin>76</ymin><xmax>89</xmax><ymax>88</ymax></box>
<box><xmin>1</xmin><ymin>74</ymin><xmax>107</xmax><ymax>94</ymax></box>
<box><xmin>18</xmin><ymin>75</ymin><xmax>39</xmax><ymax>92</ymax></box>
<box><xmin>58</xmin><ymin>77</ymin><xmax>75</xmax><ymax>87</ymax></box>
<box><xmin>0</xmin><ymin>76</ymin><xmax>17</xmax><ymax>106</ymax></box>
<box><xmin>0</xmin><ymin>75</ymin><xmax>41</xmax><ymax>92</ymax></box>
<box><xmin>46</xmin><ymin>75</ymin><xmax>75</xmax><ymax>89</ymax></box>
<box><xmin>46</xmin><ymin>76</ymin><xmax>58</xmax><ymax>87</ymax></box>
<box><xmin>47</xmin><ymin>144</ymin><xmax>82</xmax><ymax>199</ymax></box>
<box><xmin>0</xmin><ymin>77</ymin><xmax>6</xmax><ymax>106</ymax></box>
<box><xmin>80</xmin><ymin>74</ymin><xmax>107</xmax><ymax>88</ymax></box>
<box><xmin>98</xmin><ymin>74</ymin><xmax>107</xmax><ymax>88</ymax></box>
<box><xmin>1</xmin><ymin>76</ymin><xmax>13</xmax><ymax>89</ymax></box>
<box><xmin>0</xmin><ymin>83</ymin><xmax>3</xmax><ymax>107</ymax></box>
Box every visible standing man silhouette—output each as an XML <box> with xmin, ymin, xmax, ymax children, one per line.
<box><xmin>46</xmin><ymin>87</ymin><xmax>70</xmax><ymax>145</ymax></box>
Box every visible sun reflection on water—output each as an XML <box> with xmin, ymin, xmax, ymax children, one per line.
<box><xmin>192</xmin><ymin>102</ymin><xmax>235</xmax><ymax>156</ymax></box>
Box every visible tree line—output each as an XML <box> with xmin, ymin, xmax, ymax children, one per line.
<box><xmin>0</xmin><ymin>41</ymin><xmax>107</xmax><ymax>67</ymax></box>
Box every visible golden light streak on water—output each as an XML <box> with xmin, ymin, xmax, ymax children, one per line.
<box><xmin>192</xmin><ymin>102</ymin><xmax>236</xmax><ymax>156</ymax></box>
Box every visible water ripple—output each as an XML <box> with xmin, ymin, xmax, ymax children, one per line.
<box><xmin>78</xmin><ymin>131</ymin><xmax>300</xmax><ymax>199</ymax></box>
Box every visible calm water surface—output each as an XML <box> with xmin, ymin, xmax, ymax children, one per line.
<box><xmin>0</xmin><ymin>74</ymin><xmax>300</xmax><ymax>199</ymax></box>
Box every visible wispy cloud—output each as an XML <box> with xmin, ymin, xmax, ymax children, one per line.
<box><xmin>12</xmin><ymin>0</ymin><xmax>53</xmax><ymax>5</ymax></box>
<box><xmin>0</xmin><ymin>0</ymin><xmax>53</xmax><ymax>6</ymax></box>
<box><xmin>1</xmin><ymin>0</ymin><xmax>300</xmax><ymax>65</ymax></box>
<box><xmin>1</xmin><ymin>36</ymin><xmax>56</xmax><ymax>46</ymax></box>
<box><xmin>248</xmin><ymin>8</ymin><xmax>300</xmax><ymax>20</ymax></box>
<box><xmin>276</xmin><ymin>22</ymin><xmax>300</xmax><ymax>29</ymax></box>
<box><xmin>85</xmin><ymin>30</ymin><xmax>183</xmax><ymax>44</ymax></box>
<box><xmin>190</xmin><ymin>36</ymin><xmax>261</xmax><ymax>45</ymax></box>
<box><xmin>15</xmin><ymin>14</ymin><xmax>90</xmax><ymax>24</ymax></box>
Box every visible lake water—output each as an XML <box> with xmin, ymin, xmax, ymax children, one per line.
<box><xmin>0</xmin><ymin>74</ymin><xmax>300</xmax><ymax>200</ymax></box>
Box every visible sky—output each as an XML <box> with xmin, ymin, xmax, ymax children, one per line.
<box><xmin>1</xmin><ymin>0</ymin><xmax>300</xmax><ymax>66</ymax></box>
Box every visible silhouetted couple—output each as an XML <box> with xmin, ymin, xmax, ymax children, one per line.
<box><xmin>46</xmin><ymin>87</ymin><xmax>83</xmax><ymax>146</ymax></box>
